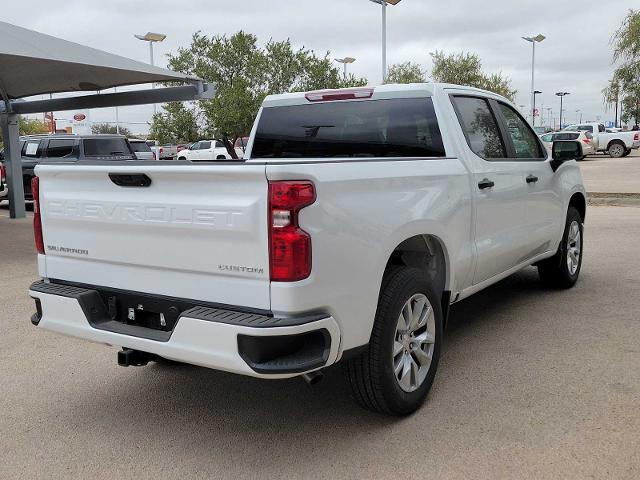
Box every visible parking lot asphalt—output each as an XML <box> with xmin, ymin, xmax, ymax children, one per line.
<box><xmin>581</xmin><ymin>149</ymin><xmax>640</xmax><ymax>194</ymax></box>
<box><xmin>1</xmin><ymin>206</ymin><xmax>639</xmax><ymax>479</ymax></box>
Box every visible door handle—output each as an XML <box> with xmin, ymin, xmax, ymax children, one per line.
<box><xmin>526</xmin><ymin>175</ymin><xmax>539</xmax><ymax>184</ymax></box>
<box><xmin>109</xmin><ymin>173</ymin><xmax>152</xmax><ymax>187</ymax></box>
<box><xmin>478</xmin><ymin>178</ymin><xmax>495</xmax><ymax>190</ymax></box>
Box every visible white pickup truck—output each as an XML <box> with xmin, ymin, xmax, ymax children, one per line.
<box><xmin>562</xmin><ymin>122</ymin><xmax>640</xmax><ymax>157</ymax></box>
<box><xmin>29</xmin><ymin>84</ymin><xmax>586</xmax><ymax>415</ymax></box>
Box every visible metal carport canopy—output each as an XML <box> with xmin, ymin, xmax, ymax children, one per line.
<box><xmin>0</xmin><ymin>21</ymin><xmax>215</xmax><ymax>219</ymax></box>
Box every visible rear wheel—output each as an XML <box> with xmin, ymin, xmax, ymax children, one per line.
<box><xmin>343</xmin><ymin>266</ymin><xmax>443</xmax><ymax>416</ymax></box>
<box><xmin>538</xmin><ymin>207</ymin><xmax>583</xmax><ymax>289</ymax></box>
<box><xmin>608</xmin><ymin>142</ymin><xmax>626</xmax><ymax>158</ymax></box>
<box><xmin>177</xmin><ymin>156</ymin><xmax>186</xmax><ymax>161</ymax></box>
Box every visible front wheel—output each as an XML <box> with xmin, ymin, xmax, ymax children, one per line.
<box><xmin>343</xmin><ymin>266</ymin><xmax>443</xmax><ymax>416</ymax></box>
<box><xmin>538</xmin><ymin>207</ymin><xmax>583</xmax><ymax>289</ymax></box>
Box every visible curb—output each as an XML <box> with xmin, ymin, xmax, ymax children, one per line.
<box><xmin>587</xmin><ymin>192</ymin><xmax>640</xmax><ymax>207</ymax></box>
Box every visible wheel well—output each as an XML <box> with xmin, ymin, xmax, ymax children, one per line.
<box><xmin>216</xmin><ymin>155</ymin><xmax>227</xmax><ymax>160</ymax></box>
<box><xmin>384</xmin><ymin>235</ymin><xmax>447</xmax><ymax>299</ymax></box>
<box><xmin>569</xmin><ymin>192</ymin><xmax>586</xmax><ymax>222</ymax></box>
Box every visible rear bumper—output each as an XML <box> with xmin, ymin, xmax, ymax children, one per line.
<box><xmin>29</xmin><ymin>280</ymin><xmax>340</xmax><ymax>379</ymax></box>
<box><xmin>632</xmin><ymin>140</ymin><xmax>640</xmax><ymax>149</ymax></box>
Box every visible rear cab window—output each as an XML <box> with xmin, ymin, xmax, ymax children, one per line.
<box><xmin>251</xmin><ymin>97</ymin><xmax>445</xmax><ymax>158</ymax></box>
<box><xmin>82</xmin><ymin>137</ymin><xmax>135</xmax><ymax>159</ymax></box>
<box><xmin>129</xmin><ymin>141</ymin><xmax>153</xmax><ymax>153</ymax></box>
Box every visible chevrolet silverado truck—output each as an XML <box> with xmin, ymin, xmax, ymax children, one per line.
<box><xmin>29</xmin><ymin>84</ymin><xmax>586</xmax><ymax>415</ymax></box>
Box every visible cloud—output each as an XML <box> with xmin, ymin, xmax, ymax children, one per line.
<box><xmin>3</xmin><ymin>0</ymin><xmax>630</xmax><ymax>131</ymax></box>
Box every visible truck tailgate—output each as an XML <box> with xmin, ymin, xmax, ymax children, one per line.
<box><xmin>36</xmin><ymin>163</ymin><xmax>270</xmax><ymax>309</ymax></box>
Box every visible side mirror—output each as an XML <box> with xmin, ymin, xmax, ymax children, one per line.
<box><xmin>551</xmin><ymin>140</ymin><xmax>582</xmax><ymax>172</ymax></box>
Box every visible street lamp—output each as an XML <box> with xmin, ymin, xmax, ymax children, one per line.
<box><xmin>334</xmin><ymin>57</ymin><xmax>356</xmax><ymax>79</ymax></box>
<box><xmin>575</xmin><ymin>109</ymin><xmax>581</xmax><ymax>124</ymax></box>
<box><xmin>369</xmin><ymin>0</ymin><xmax>402</xmax><ymax>83</ymax></box>
<box><xmin>134</xmin><ymin>32</ymin><xmax>167</xmax><ymax>116</ymax></box>
<box><xmin>533</xmin><ymin>90</ymin><xmax>542</xmax><ymax>126</ymax></box>
<box><xmin>556</xmin><ymin>92</ymin><xmax>570</xmax><ymax>129</ymax></box>
<box><xmin>522</xmin><ymin>34</ymin><xmax>545</xmax><ymax>127</ymax></box>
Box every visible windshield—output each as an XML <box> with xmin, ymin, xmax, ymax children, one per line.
<box><xmin>83</xmin><ymin>138</ymin><xmax>134</xmax><ymax>158</ymax></box>
<box><xmin>252</xmin><ymin>98</ymin><xmax>445</xmax><ymax>158</ymax></box>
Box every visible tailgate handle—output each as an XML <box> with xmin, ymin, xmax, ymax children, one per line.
<box><xmin>109</xmin><ymin>173</ymin><xmax>152</xmax><ymax>187</ymax></box>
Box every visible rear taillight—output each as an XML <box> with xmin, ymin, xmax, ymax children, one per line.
<box><xmin>268</xmin><ymin>181</ymin><xmax>315</xmax><ymax>281</ymax></box>
<box><xmin>582</xmin><ymin>138</ymin><xmax>590</xmax><ymax>144</ymax></box>
<box><xmin>32</xmin><ymin>176</ymin><xmax>44</xmax><ymax>254</ymax></box>
<box><xmin>0</xmin><ymin>164</ymin><xmax>5</xmax><ymax>182</ymax></box>
<box><xmin>635</xmin><ymin>133</ymin><xmax>639</xmax><ymax>141</ymax></box>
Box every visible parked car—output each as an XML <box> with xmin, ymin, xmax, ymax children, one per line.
<box><xmin>14</xmin><ymin>134</ymin><xmax>135</xmax><ymax>200</ymax></box>
<box><xmin>128</xmin><ymin>138</ymin><xmax>156</xmax><ymax>160</ymax></box>
<box><xmin>0</xmin><ymin>162</ymin><xmax>7</xmax><ymax>201</ymax></box>
<box><xmin>29</xmin><ymin>84</ymin><xmax>586</xmax><ymax>416</ymax></box>
<box><xmin>540</xmin><ymin>131</ymin><xmax>594</xmax><ymax>158</ymax></box>
<box><xmin>562</xmin><ymin>123</ymin><xmax>640</xmax><ymax>157</ymax></box>
<box><xmin>159</xmin><ymin>144</ymin><xmax>178</xmax><ymax>160</ymax></box>
<box><xmin>176</xmin><ymin>139</ymin><xmax>234</xmax><ymax>160</ymax></box>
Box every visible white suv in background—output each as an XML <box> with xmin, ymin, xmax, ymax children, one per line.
<box><xmin>176</xmin><ymin>140</ymin><xmax>234</xmax><ymax>160</ymax></box>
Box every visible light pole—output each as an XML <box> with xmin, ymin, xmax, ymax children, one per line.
<box><xmin>575</xmin><ymin>109</ymin><xmax>581</xmax><ymax>124</ymax></box>
<box><xmin>334</xmin><ymin>57</ymin><xmax>356</xmax><ymax>80</ymax></box>
<box><xmin>134</xmin><ymin>32</ymin><xmax>167</xmax><ymax>116</ymax></box>
<box><xmin>522</xmin><ymin>34</ymin><xmax>545</xmax><ymax>127</ymax></box>
<box><xmin>556</xmin><ymin>92</ymin><xmax>570</xmax><ymax>129</ymax></box>
<box><xmin>533</xmin><ymin>90</ymin><xmax>542</xmax><ymax>126</ymax></box>
<box><xmin>546</xmin><ymin>107</ymin><xmax>552</xmax><ymax>128</ymax></box>
<box><xmin>369</xmin><ymin>0</ymin><xmax>402</xmax><ymax>84</ymax></box>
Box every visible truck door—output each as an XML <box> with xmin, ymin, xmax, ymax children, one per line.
<box><xmin>493</xmin><ymin>101</ymin><xmax>563</xmax><ymax>266</ymax></box>
<box><xmin>450</xmin><ymin>94</ymin><xmax>559</xmax><ymax>285</ymax></box>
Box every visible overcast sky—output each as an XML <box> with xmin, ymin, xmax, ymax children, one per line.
<box><xmin>3</xmin><ymin>0</ymin><xmax>632</xmax><ymax>133</ymax></box>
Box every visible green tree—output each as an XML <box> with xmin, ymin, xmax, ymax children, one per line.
<box><xmin>430</xmin><ymin>50</ymin><xmax>516</xmax><ymax>101</ymax></box>
<box><xmin>386</xmin><ymin>62</ymin><xmax>426</xmax><ymax>84</ymax></box>
<box><xmin>91</xmin><ymin>122</ymin><xmax>132</xmax><ymax>137</ymax></box>
<box><xmin>149</xmin><ymin>102</ymin><xmax>200</xmax><ymax>144</ymax></box>
<box><xmin>18</xmin><ymin>117</ymin><xmax>49</xmax><ymax>136</ymax></box>
<box><xmin>165</xmin><ymin>31</ymin><xmax>367</xmax><ymax>157</ymax></box>
<box><xmin>0</xmin><ymin>116</ymin><xmax>48</xmax><ymax>145</ymax></box>
<box><xmin>604</xmin><ymin>9</ymin><xmax>640</xmax><ymax>126</ymax></box>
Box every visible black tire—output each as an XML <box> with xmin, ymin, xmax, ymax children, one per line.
<box><xmin>343</xmin><ymin>266</ymin><xmax>443</xmax><ymax>416</ymax></box>
<box><xmin>538</xmin><ymin>206</ymin><xmax>583</xmax><ymax>289</ymax></box>
<box><xmin>216</xmin><ymin>155</ymin><xmax>227</xmax><ymax>160</ymax></box>
<box><xmin>177</xmin><ymin>156</ymin><xmax>186</xmax><ymax>161</ymax></box>
<box><xmin>622</xmin><ymin>149</ymin><xmax>631</xmax><ymax>157</ymax></box>
<box><xmin>608</xmin><ymin>141</ymin><xmax>626</xmax><ymax>158</ymax></box>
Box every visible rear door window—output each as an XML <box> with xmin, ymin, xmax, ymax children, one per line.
<box><xmin>199</xmin><ymin>141</ymin><xmax>212</xmax><ymax>149</ymax></box>
<box><xmin>46</xmin><ymin>139</ymin><xmax>77</xmax><ymax>158</ymax></box>
<box><xmin>22</xmin><ymin>140</ymin><xmax>42</xmax><ymax>158</ymax></box>
<box><xmin>451</xmin><ymin>96</ymin><xmax>506</xmax><ymax>159</ymax></box>
<box><xmin>252</xmin><ymin>98</ymin><xmax>445</xmax><ymax>158</ymax></box>
<box><xmin>82</xmin><ymin>138</ymin><xmax>134</xmax><ymax>158</ymax></box>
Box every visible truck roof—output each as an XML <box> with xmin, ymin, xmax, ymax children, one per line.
<box><xmin>261</xmin><ymin>82</ymin><xmax>506</xmax><ymax>108</ymax></box>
